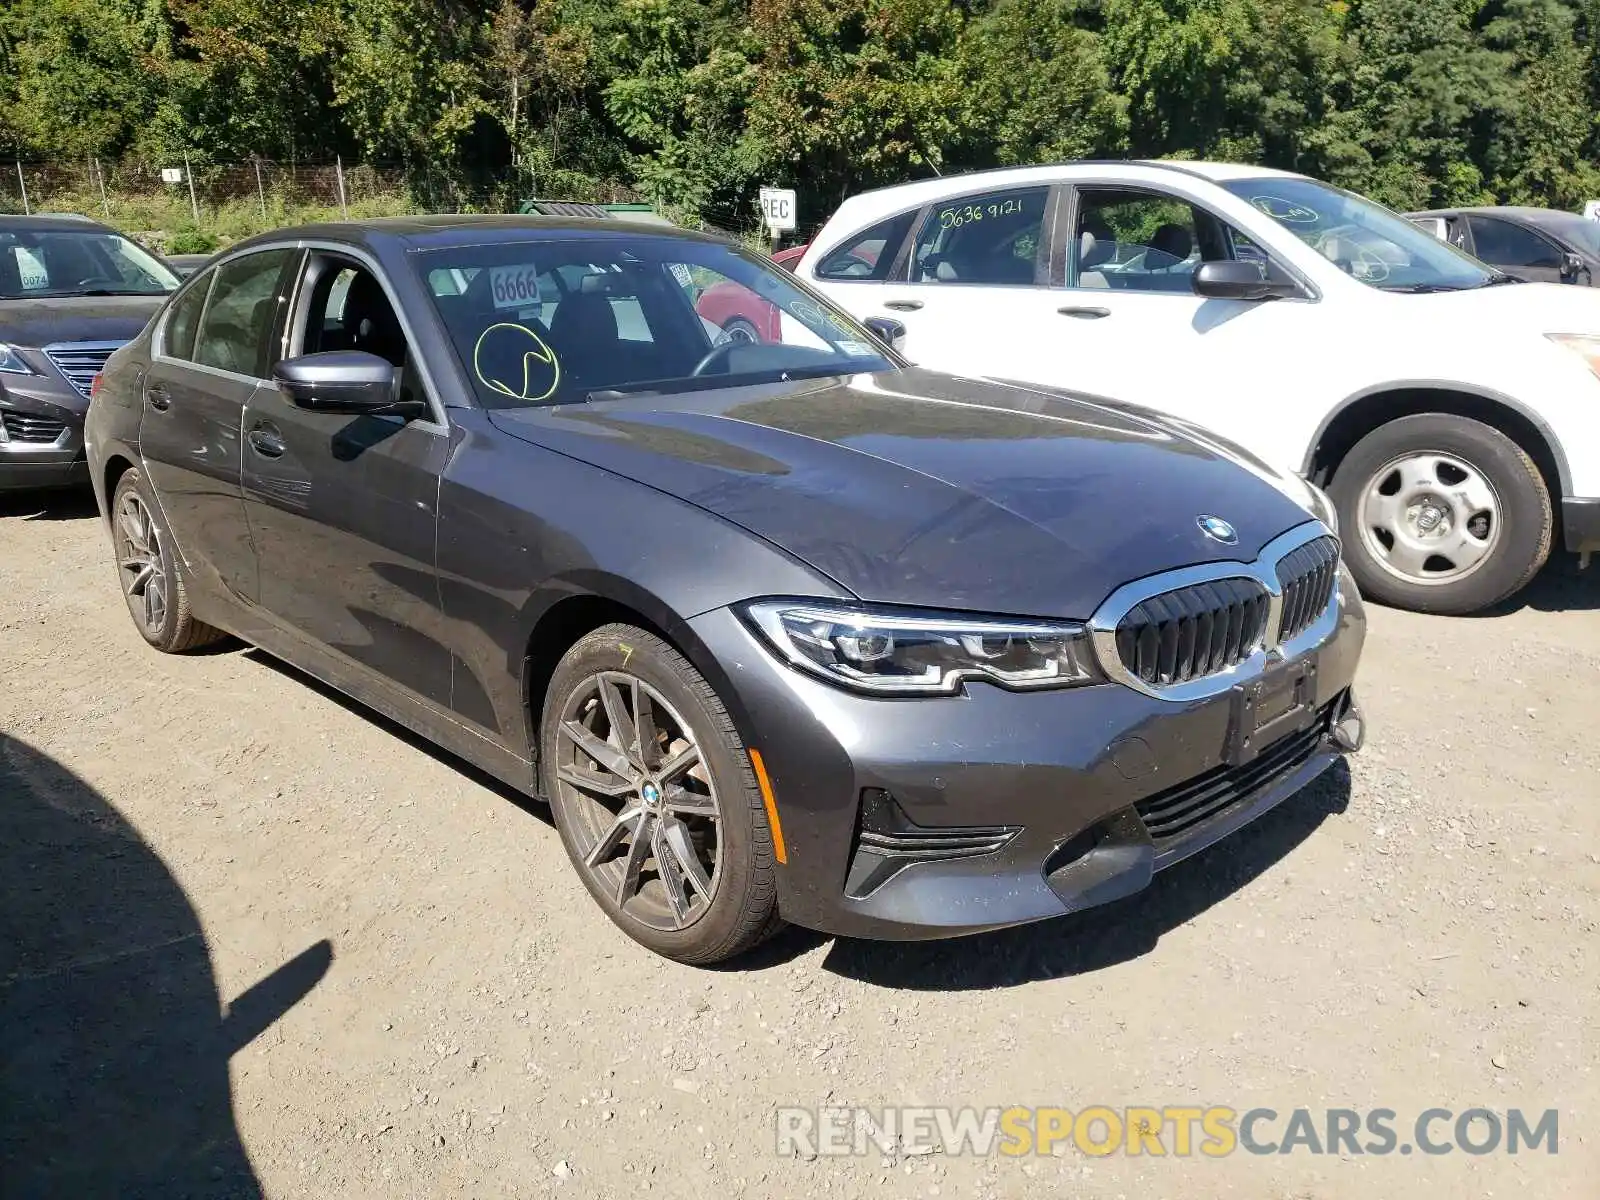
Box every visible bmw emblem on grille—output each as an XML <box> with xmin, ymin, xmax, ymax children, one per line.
<box><xmin>1197</xmin><ymin>515</ymin><xmax>1238</xmax><ymax>545</ymax></box>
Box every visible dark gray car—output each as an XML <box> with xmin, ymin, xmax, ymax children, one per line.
<box><xmin>1406</xmin><ymin>205</ymin><xmax>1600</xmax><ymax>286</ymax></box>
<box><xmin>0</xmin><ymin>215</ymin><xmax>180</xmax><ymax>490</ymax></box>
<box><xmin>85</xmin><ymin>216</ymin><xmax>1366</xmax><ymax>963</ymax></box>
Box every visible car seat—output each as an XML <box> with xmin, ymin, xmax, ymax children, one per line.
<box><xmin>1076</xmin><ymin>216</ymin><xmax>1117</xmax><ymax>288</ymax></box>
<box><xmin>1148</xmin><ymin>223</ymin><xmax>1193</xmax><ymax>270</ymax></box>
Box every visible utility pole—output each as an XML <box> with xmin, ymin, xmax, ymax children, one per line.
<box><xmin>15</xmin><ymin>162</ymin><xmax>29</xmax><ymax>215</ymax></box>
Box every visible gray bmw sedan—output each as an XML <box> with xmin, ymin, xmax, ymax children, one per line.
<box><xmin>85</xmin><ymin>216</ymin><xmax>1365</xmax><ymax>963</ymax></box>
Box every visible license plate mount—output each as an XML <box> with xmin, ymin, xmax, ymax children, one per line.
<box><xmin>1226</xmin><ymin>655</ymin><xmax>1319</xmax><ymax>767</ymax></box>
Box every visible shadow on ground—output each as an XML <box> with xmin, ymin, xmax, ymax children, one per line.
<box><xmin>0</xmin><ymin>734</ymin><xmax>332</xmax><ymax>1199</ymax></box>
<box><xmin>238</xmin><ymin>647</ymin><xmax>555</xmax><ymax>828</ymax></box>
<box><xmin>820</xmin><ymin>760</ymin><xmax>1353</xmax><ymax>990</ymax></box>
<box><xmin>0</xmin><ymin>489</ymin><xmax>99</xmax><ymax>521</ymax></box>
<box><xmin>1483</xmin><ymin>553</ymin><xmax>1600</xmax><ymax>615</ymax></box>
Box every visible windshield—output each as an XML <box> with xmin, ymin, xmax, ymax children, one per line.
<box><xmin>1543</xmin><ymin>213</ymin><xmax>1600</xmax><ymax>258</ymax></box>
<box><xmin>0</xmin><ymin>227</ymin><xmax>180</xmax><ymax>299</ymax></box>
<box><xmin>1221</xmin><ymin>178</ymin><xmax>1496</xmax><ymax>291</ymax></box>
<box><xmin>417</xmin><ymin>236</ymin><xmax>894</xmax><ymax>408</ymax></box>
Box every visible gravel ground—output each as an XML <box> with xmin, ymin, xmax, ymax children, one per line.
<box><xmin>2</xmin><ymin>491</ymin><xmax>1597</xmax><ymax>1199</ymax></box>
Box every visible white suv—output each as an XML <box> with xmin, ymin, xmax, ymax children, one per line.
<box><xmin>795</xmin><ymin>161</ymin><xmax>1600</xmax><ymax>614</ymax></box>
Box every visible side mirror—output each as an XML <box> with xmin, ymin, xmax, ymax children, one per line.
<box><xmin>1191</xmin><ymin>260</ymin><xmax>1298</xmax><ymax>302</ymax></box>
<box><xmin>272</xmin><ymin>351</ymin><xmax>420</xmax><ymax>417</ymax></box>
<box><xmin>862</xmin><ymin>316</ymin><xmax>907</xmax><ymax>352</ymax></box>
<box><xmin>1561</xmin><ymin>252</ymin><xmax>1586</xmax><ymax>281</ymax></box>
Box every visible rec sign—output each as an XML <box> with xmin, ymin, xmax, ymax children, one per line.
<box><xmin>759</xmin><ymin>187</ymin><xmax>797</xmax><ymax>233</ymax></box>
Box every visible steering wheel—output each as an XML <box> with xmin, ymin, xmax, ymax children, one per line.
<box><xmin>690</xmin><ymin>339</ymin><xmax>743</xmax><ymax>377</ymax></box>
<box><xmin>75</xmin><ymin>275</ymin><xmax>118</xmax><ymax>289</ymax></box>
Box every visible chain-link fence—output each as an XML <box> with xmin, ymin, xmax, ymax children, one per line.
<box><xmin>0</xmin><ymin>158</ymin><xmax>647</xmax><ymax>224</ymax></box>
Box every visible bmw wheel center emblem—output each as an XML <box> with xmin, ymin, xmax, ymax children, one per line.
<box><xmin>1197</xmin><ymin>515</ymin><xmax>1238</xmax><ymax>545</ymax></box>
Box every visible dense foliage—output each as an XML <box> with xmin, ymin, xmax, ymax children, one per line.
<box><xmin>4</xmin><ymin>0</ymin><xmax>1600</xmax><ymax>228</ymax></box>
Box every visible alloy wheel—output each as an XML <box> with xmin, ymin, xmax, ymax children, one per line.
<box><xmin>116</xmin><ymin>491</ymin><xmax>169</xmax><ymax>634</ymax></box>
<box><xmin>1357</xmin><ymin>451</ymin><xmax>1501</xmax><ymax>586</ymax></box>
<box><xmin>554</xmin><ymin>671</ymin><xmax>722</xmax><ymax>931</ymax></box>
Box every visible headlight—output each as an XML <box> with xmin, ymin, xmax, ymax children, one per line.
<box><xmin>742</xmin><ymin>600</ymin><xmax>1101</xmax><ymax>695</ymax></box>
<box><xmin>0</xmin><ymin>344</ymin><xmax>35</xmax><ymax>375</ymax></box>
<box><xmin>1306</xmin><ymin>480</ymin><xmax>1339</xmax><ymax>535</ymax></box>
<box><xmin>1545</xmin><ymin>333</ymin><xmax>1600</xmax><ymax>379</ymax></box>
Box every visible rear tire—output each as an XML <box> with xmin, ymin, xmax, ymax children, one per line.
<box><xmin>1329</xmin><ymin>414</ymin><xmax>1551</xmax><ymax>615</ymax></box>
<box><xmin>540</xmin><ymin>624</ymin><xmax>782</xmax><ymax>964</ymax></box>
<box><xmin>110</xmin><ymin>468</ymin><xmax>227</xmax><ymax>652</ymax></box>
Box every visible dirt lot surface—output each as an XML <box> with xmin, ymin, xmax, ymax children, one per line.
<box><xmin>2</xmin><ymin>491</ymin><xmax>1597</xmax><ymax>1199</ymax></box>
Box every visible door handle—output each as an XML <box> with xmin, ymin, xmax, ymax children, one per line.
<box><xmin>146</xmin><ymin>386</ymin><xmax>172</xmax><ymax>412</ymax></box>
<box><xmin>883</xmin><ymin>300</ymin><xmax>924</xmax><ymax>312</ymax></box>
<box><xmin>1058</xmin><ymin>306</ymin><xmax>1111</xmax><ymax>319</ymax></box>
<box><xmin>247</xmin><ymin>424</ymin><xmax>286</xmax><ymax>459</ymax></box>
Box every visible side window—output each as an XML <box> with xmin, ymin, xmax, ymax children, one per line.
<box><xmin>1466</xmin><ymin>216</ymin><xmax>1561</xmax><ymax>269</ymax></box>
<box><xmin>194</xmin><ymin>250</ymin><xmax>294</xmax><ymax>377</ymax></box>
<box><xmin>161</xmin><ymin>271</ymin><xmax>213</xmax><ymax>361</ymax></box>
<box><xmin>909</xmin><ymin>188</ymin><xmax>1048</xmax><ymax>286</ymax></box>
<box><xmin>1073</xmin><ymin>190</ymin><xmax>1201</xmax><ymax>292</ymax></box>
<box><xmin>815</xmin><ymin>210</ymin><xmax>917</xmax><ymax>281</ymax></box>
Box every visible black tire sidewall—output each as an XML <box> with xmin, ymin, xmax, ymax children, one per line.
<box><xmin>1329</xmin><ymin>414</ymin><xmax>1551</xmax><ymax>614</ymax></box>
<box><xmin>110</xmin><ymin>469</ymin><xmax>183</xmax><ymax>649</ymax></box>
<box><xmin>539</xmin><ymin>624</ymin><xmax>773</xmax><ymax>962</ymax></box>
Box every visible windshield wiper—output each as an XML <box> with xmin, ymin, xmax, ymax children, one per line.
<box><xmin>1476</xmin><ymin>272</ymin><xmax>1522</xmax><ymax>287</ymax></box>
<box><xmin>26</xmin><ymin>288</ymin><xmax>167</xmax><ymax>298</ymax></box>
<box><xmin>1380</xmin><ymin>283</ymin><xmax>1467</xmax><ymax>294</ymax></box>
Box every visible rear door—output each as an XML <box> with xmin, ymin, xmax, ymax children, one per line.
<box><xmin>824</xmin><ymin>184</ymin><xmax>1062</xmax><ymax>380</ymax></box>
<box><xmin>1463</xmin><ymin>215</ymin><xmax>1564</xmax><ymax>283</ymax></box>
<box><xmin>240</xmin><ymin>249</ymin><xmax>455</xmax><ymax>711</ymax></box>
<box><xmin>139</xmin><ymin>249</ymin><xmax>297</xmax><ymax>604</ymax></box>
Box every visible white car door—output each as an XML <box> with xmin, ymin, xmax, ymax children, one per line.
<box><xmin>807</xmin><ymin>184</ymin><xmax>1066</xmax><ymax>382</ymax></box>
<box><xmin>1040</xmin><ymin>184</ymin><xmax>1325</xmax><ymax>470</ymax></box>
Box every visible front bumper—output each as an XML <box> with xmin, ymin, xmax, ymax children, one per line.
<box><xmin>1562</xmin><ymin>497</ymin><xmax>1600</xmax><ymax>555</ymax></box>
<box><xmin>688</xmin><ymin>581</ymin><xmax>1366</xmax><ymax>941</ymax></box>
<box><xmin>0</xmin><ymin>377</ymin><xmax>90</xmax><ymax>492</ymax></box>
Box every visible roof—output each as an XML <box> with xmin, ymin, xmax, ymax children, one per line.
<box><xmin>0</xmin><ymin>212</ymin><xmax>116</xmax><ymax>233</ymax></box>
<box><xmin>222</xmin><ymin>213</ymin><xmax>734</xmax><ymax>256</ymax></box>
<box><xmin>1405</xmin><ymin>205</ymin><xmax>1598</xmax><ymax>236</ymax></box>
<box><xmin>843</xmin><ymin>159</ymin><xmax>1306</xmax><ymax>205</ymax></box>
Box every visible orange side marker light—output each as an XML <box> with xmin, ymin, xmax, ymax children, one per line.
<box><xmin>748</xmin><ymin>748</ymin><xmax>787</xmax><ymax>865</ymax></box>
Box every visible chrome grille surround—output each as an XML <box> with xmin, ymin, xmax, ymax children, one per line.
<box><xmin>42</xmin><ymin>340</ymin><xmax>124</xmax><ymax>399</ymax></box>
<box><xmin>1088</xmin><ymin>522</ymin><xmax>1343</xmax><ymax>702</ymax></box>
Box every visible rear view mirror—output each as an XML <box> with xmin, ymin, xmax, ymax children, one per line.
<box><xmin>272</xmin><ymin>351</ymin><xmax>422</xmax><ymax>417</ymax></box>
<box><xmin>862</xmin><ymin>316</ymin><xmax>907</xmax><ymax>352</ymax></box>
<box><xmin>1191</xmin><ymin>260</ymin><xmax>1298</xmax><ymax>302</ymax></box>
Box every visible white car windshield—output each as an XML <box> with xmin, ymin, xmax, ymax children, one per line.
<box><xmin>1222</xmin><ymin>178</ymin><xmax>1500</xmax><ymax>292</ymax></box>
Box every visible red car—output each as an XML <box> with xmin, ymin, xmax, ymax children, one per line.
<box><xmin>694</xmin><ymin>244</ymin><xmax>810</xmax><ymax>343</ymax></box>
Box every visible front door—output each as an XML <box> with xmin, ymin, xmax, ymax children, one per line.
<box><xmin>240</xmin><ymin>252</ymin><xmax>455</xmax><ymax>711</ymax></box>
<box><xmin>138</xmin><ymin>250</ymin><xmax>297</xmax><ymax>604</ymax></box>
<box><xmin>1464</xmin><ymin>215</ymin><xmax>1566</xmax><ymax>284</ymax></box>
<box><xmin>1037</xmin><ymin>186</ymin><xmax>1322</xmax><ymax>471</ymax></box>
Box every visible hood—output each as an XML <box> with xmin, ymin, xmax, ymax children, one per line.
<box><xmin>0</xmin><ymin>295</ymin><xmax>165</xmax><ymax>349</ymax></box>
<box><xmin>488</xmin><ymin>369</ymin><xmax>1320</xmax><ymax>619</ymax></box>
<box><xmin>1417</xmin><ymin>279</ymin><xmax>1600</xmax><ymax>332</ymax></box>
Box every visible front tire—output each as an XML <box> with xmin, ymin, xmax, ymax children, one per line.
<box><xmin>110</xmin><ymin>468</ymin><xmax>226</xmax><ymax>652</ymax></box>
<box><xmin>540</xmin><ymin>624</ymin><xmax>781</xmax><ymax>964</ymax></box>
<box><xmin>1329</xmin><ymin>414</ymin><xmax>1552</xmax><ymax>614</ymax></box>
